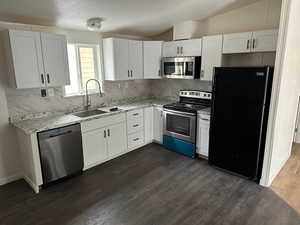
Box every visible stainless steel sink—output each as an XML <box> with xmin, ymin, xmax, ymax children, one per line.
<box><xmin>73</xmin><ymin>109</ymin><xmax>108</xmax><ymax>118</ymax></box>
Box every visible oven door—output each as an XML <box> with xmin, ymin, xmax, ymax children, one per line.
<box><xmin>163</xmin><ymin>109</ymin><xmax>196</xmax><ymax>143</ymax></box>
<box><xmin>161</xmin><ymin>57</ymin><xmax>196</xmax><ymax>79</ymax></box>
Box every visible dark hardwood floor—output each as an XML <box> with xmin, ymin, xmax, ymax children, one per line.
<box><xmin>1</xmin><ymin>143</ymin><xmax>300</xmax><ymax>225</ymax></box>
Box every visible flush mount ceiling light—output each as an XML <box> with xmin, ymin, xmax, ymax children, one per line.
<box><xmin>87</xmin><ymin>17</ymin><xmax>103</xmax><ymax>31</ymax></box>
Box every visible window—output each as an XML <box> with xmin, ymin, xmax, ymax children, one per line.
<box><xmin>65</xmin><ymin>44</ymin><xmax>100</xmax><ymax>96</ymax></box>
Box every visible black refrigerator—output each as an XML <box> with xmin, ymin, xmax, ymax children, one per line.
<box><xmin>209</xmin><ymin>66</ymin><xmax>273</xmax><ymax>182</ymax></box>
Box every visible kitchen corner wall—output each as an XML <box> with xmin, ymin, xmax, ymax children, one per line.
<box><xmin>150</xmin><ymin>79</ymin><xmax>212</xmax><ymax>100</ymax></box>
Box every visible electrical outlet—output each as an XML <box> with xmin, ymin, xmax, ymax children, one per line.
<box><xmin>47</xmin><ymin>88</ymin><xmax>55</xmax><ymax>97</ymax></box>
<box><xmin>41</xmin><ymin>89</ymin><xmax>47</xmax><ymax>97</ymax></box>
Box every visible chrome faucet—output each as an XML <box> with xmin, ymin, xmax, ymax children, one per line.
<box><xmin>85</xmin><ymin>79</ymin><xmax>103</xmax><ymax>110</ymax></box>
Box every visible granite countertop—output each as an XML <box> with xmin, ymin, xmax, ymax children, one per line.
<box><xmin>12</xmin><ymin>99</ymin><xmax>172</xmax><ymax>134</ymax></box>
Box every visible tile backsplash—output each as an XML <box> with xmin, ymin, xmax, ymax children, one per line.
<box><xmin>6</xmin><ymin>79</ymin><xmax>212</xmax><ymax>122</ymax></box>
<box><xmin>6</xmin><ymin>80</ymin><xmax>153</xmax><ymax>122</ymax></box>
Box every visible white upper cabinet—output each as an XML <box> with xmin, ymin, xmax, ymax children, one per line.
<box><xmin>3</xmin><ymin>30</ymin><xmax>45</xmax><ymax>89</ymax></box>
<box><xmin>128</xmin><ymin>40</ymin><xmax>143</xmax><ymax>79</ymax></box>
<box><xmin>180</xmin><ymin>39</ymin><xmax>202</xmax><ymax>56</ymax></box>
<box><xmin>223</xmin><ymin>32</ymin><xmax>253</xmax><ymax>54</ymax></box>
<box><xmin>2</xmin><ymin>29</ymin><xmax>70</xmax><ymax>89</ymax></box>
<box><xmin>162</xmin><ymin>41</ymin><xmax>178</xmax><ymax>57</ymax></box>
<box><xmin>143</xmin><ymin>41</ymin><xmax>162</xmax><ymax>79</ymax></box>
<box><xmin>103</xmin><ymin>38</ymin><xmax>143</xmax><ymax>81</ymax></box>
<box><xmin>40</xmin><ymin>33</ymin><xmax>70</xmax><ymax>87</ymax></box>
<box><xmin>252</xmin><ymin>29</ymin><xmax>278</xmax><ymax>52</ymax></box>
<box><xmin>162</xmin><ymin>38</ymin><xmax>202</xmax><ymax>57</ymax></box>
<box><xmin>223</xmin><ymin>29</ymin><xmax>278</xmax><ymax>54</ymax></box>
<box><xmin>201</xmin><ymin>35</ymin><xmax>223</xmax><ymax>81</ymax></box>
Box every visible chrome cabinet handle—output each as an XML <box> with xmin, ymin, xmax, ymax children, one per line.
<box><xmin>128</xmin><ymin>70</ymin><xmax>130</xmax><ymax>77</ymax></box>
<box><xmin>133</xmin><ymin>138</ymin><xmax>139</xmax><ymax>141</ymax></box>
<box><xmin>176</xmin><ymin>46</ymin><xmax>179</xmax><ymax>54</ymax></box>
<box><xmin>133</xmin><ymin>113</ymin><xmax>139</xmax><ymax>116</ymax></box>
<box><xmin>181</xmin><ymin>46</ymin><xmax>183</xmax><ymax>55</ymax></box>
<box><xmin>41</xmin><ymin>74</ymin><xmax>45</xmax><ymax>84</ymax></box>
<box><xmin>108</xmin><ymin>129</ymin><xmax>110</xmax><ymax>137</ymax></box>
<box><xmin>158</xmin><ymin>69</ymin><xmax>161</xmax><ymax>76</ymax></box>
<box><xmin>247</xmin><ymin>40</ymin><xmax>250</xmax><ymax>50</ymax></box>
<box><xmin>252</xmin><ymin>39</ymin><xmax>256</xmax><ymax>49</ymax></box>
<box><xmin>46</xmin><ymin>74</ymin><xmax>50</xmax><ymax>84</ymax></box>
<box><xmin>133</xmin><ymin>124</ymin><xmax>139</xmax><ymax>127</ymax></box>
<box><xmin>104</xmin><ymin>130</ymin><xmax>106</xmax><ymax>138</ymax></box>
<box><xmin>131</xmin><ymin>70</ymin><xmax>133</xmax><ymax>77</ymax></box>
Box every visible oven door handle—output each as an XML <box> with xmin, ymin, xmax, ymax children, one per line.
<box><xmin>163</xmin><ymin>109</ymin><xmax>196</xmax><ymax>117</ymax></box>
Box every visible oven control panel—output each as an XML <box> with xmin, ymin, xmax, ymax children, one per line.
<box><xmin>180</xmin><ymin>90</ymin><xmax>212</xmax><ymax>99</ymax></box>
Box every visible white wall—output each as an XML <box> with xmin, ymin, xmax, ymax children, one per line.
<box><xmin>0</xmin><ymin>34</ymin><xmax>21</xmax><ymax>185</ymax></box>
<box><xmin>261</xmin><ymin>0</ymin><xmax>300</xmax><ymax>186</ymax></box>
<box><xmin>173</xmin><ymin>0</ymin><xmax>282</xmax><ymax>39</ymax></box>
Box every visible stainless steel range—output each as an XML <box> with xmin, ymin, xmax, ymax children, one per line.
<box><xmin>163</xmin><ymin>90</ymin><xmax>211</xmax><ymax>158</ymax></box>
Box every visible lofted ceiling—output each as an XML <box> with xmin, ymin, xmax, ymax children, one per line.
<box><xmin>0</xmin><ymin>0</ymin><xmax>261</xmax><ymax>36</ymax></box>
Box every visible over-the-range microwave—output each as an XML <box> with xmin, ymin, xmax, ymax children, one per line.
<box><xmin>161</xmin><ymin>56</ymin><xmax>201</xmax><ymax>79</ymax></box>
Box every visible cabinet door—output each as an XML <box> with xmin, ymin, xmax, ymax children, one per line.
<box><xmin>40</xmin><ymin>33</ymin><xmax>70</xmax><ymax>87</ymax></box>
<box><xmin>144</xmin><ymin>107</ymin><xmax>154</xmax><ymax>143</ymax></box>
<box><xmin>82</xmin><ymin>128</ymin><xmax>108</xmax><ymax>169</ymax></box>
<box><xmin>103</xmin><ymin>38</ymin><xmax>129</xmax><ymax>80</ymax></box>
<box><xmin>197</xmin><ymin>115</ymin><xmax>210</xmax><ymax>157</ymax></box>
<box><xmin>143</xmin><ymin>41</ymin><xmax>162</xmax><ymax>79</ymax></box>
<box><xmin>153</xmin><ymin>107</ymin><xmax>163</xmax><ymax>143</ymax></box>
<box><xmin>252</xmin><ymin>29</ymin><xmax>278</xmax><ymax>52</ymax></box>
<box><xmin>129</xmin><ymin>40</ymin><xmax>143</xmax><ymax>79</ymax></box>
<box><xmin>8</xmin><ymin>30</ymin><xmax>45</xmax><ymax>88</ymax></box>
<box><xmin>181</xmin><ymin>39</ymin><xmax>202</xmax><ymax>56</ymax></box>
<box><xmin>107</xmin><ymin>122</ymin><xmax>127</xmax><ymax>157</ymax></box>
<box><xmin>201</xmin><ymin>35</ymin><xmax>223</xmax><ymax>81</ymax></box>
<box><xmin>162</xmin><ymin>41</ymin><xmax>178</xmax><ymax>57</ymax></box>
<box><xmin>223</xmin><ymin>32</ymin><xmax>253</xmax><ymax>54</ymax></box>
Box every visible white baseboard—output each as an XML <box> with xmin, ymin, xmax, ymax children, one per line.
<box><xmin>0</xmin><ymin>172</ymin><xmax>22</xmax><ymax>186</ymax></box>
<box><xmin>23</xmin><ymin>175</ymin><xmax>40</xmax><ymax>193</ymax></box>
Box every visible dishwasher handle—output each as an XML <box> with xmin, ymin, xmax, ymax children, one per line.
<box><xmin>49</xmin><ymin>130</ymin><xmax>73</xmax><ymax>138</ymax></box>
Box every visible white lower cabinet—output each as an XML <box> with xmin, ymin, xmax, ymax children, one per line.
<box><xmin>144</xmin><ymin>107</ymin><xmax>154</xmax><ymax>144</ymax></box>
<box><xmin>127</xmin><ymin>109</ymin><xmax>145</xmax><ymax>151</ymax></box>
<box><xmin>82</xmin><ymin>128</ymin><xmax>108</xmax><ymax>169</ymax></box>
<box><xmin>128</xmin><ymin>131</ymin><xmax>144</xmax><ymax>149</ymax></box>
<box><xmin>196</xmin><ymin>114</ymin><xmax>210</xmax><ymax>157</ymax></box>
<box><xmin>107</xmin><ymin>122</ymin><xmax>127</xmax><ymax>157</ymax></box>
<box><xmin>153</xmin><ymin>107</ymin><xmax>163</xmax><ymax>143</ymax></box>
<box><xmin>81</xmin><ymin>113</ymin><xmax>127</xmax><ymax>170</ymax></box>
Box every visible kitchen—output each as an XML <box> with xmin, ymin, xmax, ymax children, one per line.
<box><xmin>1</xmin><ymin>0</ymin><xmax>300</xmax><ymax>224</ymax></box>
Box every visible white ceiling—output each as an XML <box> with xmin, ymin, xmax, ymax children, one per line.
<box><xmin>0</xmin><ymin>0</ymin><xmax>260</xmax><ymax>36</ymax></box>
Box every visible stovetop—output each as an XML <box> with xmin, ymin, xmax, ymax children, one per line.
<box><xmin>163</xmin><ymin>102</ymin><xmax>208</xmax><ymax>113</ymax></box>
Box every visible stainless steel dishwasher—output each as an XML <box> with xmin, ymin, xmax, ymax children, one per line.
<box><xmin>37</xmin><ymin>123</ymin><xmax>83</xmax><ymax>185</ymax></box>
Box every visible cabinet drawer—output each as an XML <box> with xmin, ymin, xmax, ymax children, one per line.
<box><xmin>127</xmin><ymin>117</ymin><xmax>144</xmax><ymax>134</ymax></box>
<box><xmin>128</xmin><ymin>131</ymin><xmax>144</xmax><ymax>149</ymax></box>
<box><xmin>81</xmin><ymin>113</ymin><xmax>126</xmax><ymax>133</ymax></box>
<box><xmin>127</xmin><ymin>109</ymin><xmax>143</xmax><ymax>120</ymax></box>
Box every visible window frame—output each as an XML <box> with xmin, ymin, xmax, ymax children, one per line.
<box><xmin>64</xmin><ymin>43</ymin><xmax>101</xmax><ymax>97</ymax></box>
